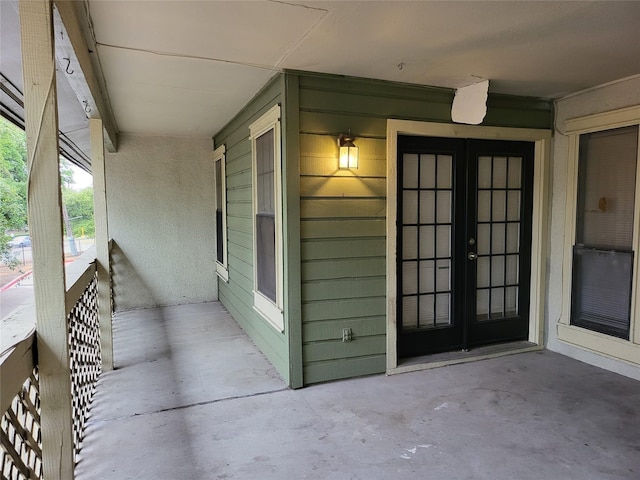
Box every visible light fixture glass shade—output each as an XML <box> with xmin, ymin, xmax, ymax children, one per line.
<box><xmin>339</xmin><ymin>144</ymin><xmax>359</xmax><ymax>169</ymax></box>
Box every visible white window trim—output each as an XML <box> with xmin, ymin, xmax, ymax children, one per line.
<box><xmin>559</xmin><ymin>105</ymin><xmax>640</xmax><ymax>365</ymax></box>
<box><xmin>386</xmin><ymin>119</ymin><xmax>552</xmax><ymax>373</ymax></box>
<box><xmin>249</xmin><ymin>104</ymin><xmax>284</xmax><ymax>332</ymax></box>
<box><xmin>213</xmin><ymin>144</ymin><xmax>229</xmax><ymax>282</ymax></box>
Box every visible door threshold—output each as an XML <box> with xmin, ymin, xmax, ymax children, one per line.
<box><xmin>387</xmin><ymin>341</ymin><xmax>542</xmax><ymax>376</ymax></box>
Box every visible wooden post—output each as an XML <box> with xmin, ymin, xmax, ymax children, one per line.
<box><xmin>90</xmin><ymin>118</ymin><xmax>114</xmax><ymax>370</ymax></box>
<box><xmin>18</xmin><ymin>0</ymin><xmax>75</xmax><ymax>478</ymax></box>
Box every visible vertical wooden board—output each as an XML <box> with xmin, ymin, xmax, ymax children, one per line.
<box><xmin>89</xmin><ymin>118</ymin><xmax>113</xmax><ymax>371</ymax></box>
<box><xmin>19</xmin><ymin>0</ymin><xmax>74</xmax><ymax>478</ymax></box>
<box><xmin>283</xmin><ymin>73</ymin><xmax>303</xmax><ymax>388</ymax></box>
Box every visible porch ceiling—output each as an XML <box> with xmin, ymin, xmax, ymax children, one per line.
<box><xmin>2</xmin><ymin>1</ymin><xmax>640</xmax><ymax>162</ymax></box>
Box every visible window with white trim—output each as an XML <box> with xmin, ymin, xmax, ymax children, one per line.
<box><xmin>214</xmin><ymin>145</ymin><xmax>228</xmax><ymax>281</ymax></box>
<box><xmin>560</xmin><ymin>106</ymin><xmax>640</xmax><ymax>365</ymax></box>
<box><xmin>249</xmin><ymin>105</ymin><xmax>283</xmax><ymax>331</ymax></box>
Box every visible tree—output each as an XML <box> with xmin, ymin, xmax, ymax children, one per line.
<box><xmin>1</xmin><ymin>117</ymin><xmax>94</xmax><ymax>268</ymax></box>
<box><xmin>63</xmin><ymin>187</ymin><xmax>95</xmax><ymax>237</ymax></box>
<box><xmin>0</xmin><ymin>118</ymin><xmax>28</xmax><ymax>267</ymax></box>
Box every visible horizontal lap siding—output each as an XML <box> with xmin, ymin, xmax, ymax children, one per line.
<box><xmin>213</xmin><ymin>75</ymin><xmax>290</xmax><ymax>384</ymax></box>
<box><xmin>296</xmin><ymin>72</ymin><xmax>553</xmax><ymax>385</ymax></box>
<box><xmin>298</xmin><ymin>75</ymin><xmax>404</xmax><ymax>384</ymax></box>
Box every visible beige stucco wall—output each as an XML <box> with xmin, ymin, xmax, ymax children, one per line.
<box><xmin>106</xmin><ymin>134</ymin><xmax>217</xmax><ymax>310</ymax></box>
<box><xmin>547</xmin><ymin>75</ymin><xmax>640</xmax><ymax>380</ymax></box>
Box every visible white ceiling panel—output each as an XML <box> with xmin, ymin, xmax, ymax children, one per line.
<box><xmin>282</xmin><ymin>1</ymin><xmax>640</xmax><ymax>97</ymax></box>
<box><xmin>88</xmin><ymin>0</ymin><xmax>328</xmax><ymax>67</ymax></box>
<box><xmin>3</xmin><ymin>0</ymin><xmax>639</xmax><ymax>156</ymax></box>
<box><xmin>98</xmin><ymin>46</ymin><xmax>275</xmax><ymax>136</ymax></box>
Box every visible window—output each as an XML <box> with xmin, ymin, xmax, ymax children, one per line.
<box><xmin>213</xmin><ymin>145</ymin><xmax>228</xmax><ymax>281</ymax></box>
<box><xmin>571</xmin><ymin>126</ymin><xmax>638</xmax><ymax>339</ymax></box>
<box><xmin>249</xmin><ymin>105</ymin><xmax>283</xmax><ymax>331</ymax></box>
<box><xmin>560</xmin><ymin>105</ymin><xmax>640</xmax><ymax>365</ymax></box>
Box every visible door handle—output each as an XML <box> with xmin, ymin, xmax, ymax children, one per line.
<box><xmin>468</xmin><ymin>252</ymin><xmax>477</xmax><ymax>261</ymax></box>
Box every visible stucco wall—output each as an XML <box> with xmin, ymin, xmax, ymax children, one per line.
<box><xmin>547</xmin><ymin>76</ymin><xmax>640</xmax><ymax>380</ymax></box>
<box><xmin>106</xmin><ymin>134</ymin><xmax>217</xmax><ymax>310</ymax></box>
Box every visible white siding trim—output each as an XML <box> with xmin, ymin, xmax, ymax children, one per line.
<box><xmin>558</xmin><ymin>106</ymin><xmax>640</xmax><ymax>362</ymax></box>
<box><xmin>250</xmin><ymin>105</ymin><xmax>284</xmax><ymax>332</ymax></box>
<box><xmin>213</xmin><ymin>144</ymin><xmax>229</xmax><ymax>282</ymax></box>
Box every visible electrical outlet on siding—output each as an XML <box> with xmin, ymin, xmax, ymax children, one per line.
<box><xmin>342</xmin><ymin>328</ymin><xmax>353</xmax><ymax>342</ymax></box>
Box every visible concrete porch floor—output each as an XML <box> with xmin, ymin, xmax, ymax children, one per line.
<box><xmin>75</xmin><ymin>302</ymin><xmax>640</xmax><ymax>480</ymax></box>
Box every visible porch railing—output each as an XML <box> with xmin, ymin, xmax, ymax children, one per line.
<box><xmin>1</xmin><ymin>245</ymin><xmax>109</xmax><ymax>479</ymax></box>
<box><xmin>0</xmin><ymin>328</ymin><xmax>40</xmax><ymax>480</ymax></box>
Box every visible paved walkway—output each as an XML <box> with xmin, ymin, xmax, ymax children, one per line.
<box><xmin>76</xmin><ymin>302</ymin><xmax>640</xmax><ymax>480</ymax></box>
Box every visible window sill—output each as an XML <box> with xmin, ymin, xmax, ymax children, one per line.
<box><xmin>557</xmin><ymin>323</ymin><xmax>640</xmax><ymax>366</ymax></box>
<box><xmin>216</xmin><ymin>263</ymin><xmax>228</xmax><ymax>282</ymax></box>
<box><xmin>253</xmin><ymin>291</ymin><xmax>284</xmax><ymax>332</ymax></box>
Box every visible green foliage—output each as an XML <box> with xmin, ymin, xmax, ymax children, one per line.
<box><xmin>63</xmin><ymin>187</ymin><xmax>95</xmax><ymax>237</ymax></box>
<box><xmin>0</xmin><ymin>117</ymin><xmax>95</xmax><ymax>269</ymax></box>
<box><xmin>59</xmin><ymin>157</ymin><xmax>75</xmax><ymax>189</ymax></box>
<box><xmin>1</xmin><ymin>118</ymin><xmax>28</xmax><ymax>266</ymax></box>
<box><xmin>0</xmin><ymin>119</ymin><xmax>28</xmax><ymax>231</ymax></box>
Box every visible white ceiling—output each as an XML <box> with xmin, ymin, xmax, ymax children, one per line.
<box><xmin>86</xmin><ymin>0</ymin><xmax>640</xmax><ymax>138</ymax></box>
<box><xmin>2</xmin><ymin>0</ymin><xmax>640</xmax><ymax>156</ymax></box>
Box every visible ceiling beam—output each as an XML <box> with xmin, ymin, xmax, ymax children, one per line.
<box><xmin>53</xmin><ymin>0</ymin><xmax>118</xmax><ymax>152</ymax></box>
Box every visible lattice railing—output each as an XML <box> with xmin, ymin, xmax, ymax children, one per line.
<box><xmin>67</xmin><ymin>272</ymin><xmax>101</xmax><ymax>458</ymax></box>
<box><xmin>1</xmin><ymin>369</ymin><xmax>42</xmax><ymax>480</ymax></box>
<box><xmin>2</xmin><ymin>253</ymin><xmax>104</xmax><ymax>478</ymax></box>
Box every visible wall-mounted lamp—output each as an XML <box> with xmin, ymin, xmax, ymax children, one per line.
<box><xmin>338</xmin><ymin>130</ymin><xmax>359</xmax><ymax>169</ymax></box>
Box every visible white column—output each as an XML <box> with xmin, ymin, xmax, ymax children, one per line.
<box><xmin>19</xmin><ymin>0</ymin><xmax>75</xmax><ymax>478</ymax></box>
<box><xmin>90</xmin><ymin>118</ymin><xmax>114</xmax><ymax>370</ymax></box>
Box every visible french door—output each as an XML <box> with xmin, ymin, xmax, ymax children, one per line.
<box><xmin>397</xmin><ymin>135</ymin><xmax>534</xmax><ymax>357</ymax></box>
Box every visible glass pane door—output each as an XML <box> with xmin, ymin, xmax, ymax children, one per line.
<box><xmin>475</xmin><ymin>155</ymin><xmax>523</xmax><ymax>321</ymax></box>
<box><xmin>401</xmin><ymin>152</ymin><xmax>453</xmax><ymax>330</ymax></box>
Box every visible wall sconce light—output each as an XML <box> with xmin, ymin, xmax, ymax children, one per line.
<box><xmin>338</xmin><ymin>130</ymin><xmax>359</xmax><ymax>169</ymax></box>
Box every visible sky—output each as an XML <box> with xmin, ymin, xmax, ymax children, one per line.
<box><xmin>70</xmin><ymin>163</ymin><xmax>93</xmax><ymax>190</ymax></box>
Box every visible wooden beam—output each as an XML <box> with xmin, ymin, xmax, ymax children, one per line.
<box><xmin>52</xmin><ymin>0</ymin><xmax>118</xmax><ymax>152</ymax></box>
<box><xmin>90</xmin><ymin>118</ymin><xmax>114</xmax><ymax>370</ymax></box>
<box><xmin>18</xmin><ymin>1</ymin><xmax>75</xmax><ymax>478</ymax></box>
<box><xmin>0</xmin><ymin>328</ymin><xmax>36</xmax><ymax>414</ymax></box>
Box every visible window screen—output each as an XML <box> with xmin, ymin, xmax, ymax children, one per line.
<box><xmin>215</xmin><ymin>158</ymin><xmax>224</xmax><ymax>263</ymax></box>
<box><xmin>571</xmin><ymin>125</ymin><xmax>639</xmax><ymax>339</ymax></box>
<box><xmin>255</xmin><ymin>129</ymin><xmax>276</xmax><ymax>302</ymax></box>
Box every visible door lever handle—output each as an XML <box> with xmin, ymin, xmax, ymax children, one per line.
<box><xmin>468</xmin><ymin>252</ymin><xmax>478</xmax><ymax>261</ymax></box>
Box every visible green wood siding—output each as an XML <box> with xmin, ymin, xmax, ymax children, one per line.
<box><xmin>213</xmin><ymin>74</ymin><xmax>291</xmax><ymax>385</ymax></box>
<box><xmin>214</xmin><ymin>70</ymin><xmax>552</xmax><ymax>387</ymax></box>
<box><xmin>293</xmin><ymin>71</ymin><xmax>552</xmax><ymax>385</ymax></box>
